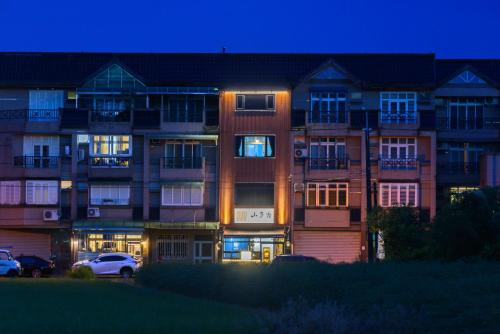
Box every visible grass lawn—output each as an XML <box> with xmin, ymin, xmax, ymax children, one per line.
<box><xmin>0</xmin><ymin>279</ymin><xmax>257</xmax><ymax>334</ymax></box>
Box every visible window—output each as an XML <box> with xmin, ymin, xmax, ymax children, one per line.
<box><xmin>91</xmin><ymin>135</ymin><xmax>131</xmax><ymax>167</ymax></box>
<box><xmin>164</xmin><ymin>140</ymin><xmax>202</xmax><ymax>168</ymax></box>
<box><xmin>157</xmin><ymin>235</ymin><xmax>188</xmax><ymax>261</ymax></box>
<box><xmin>306</xmin><ymin>183</ymin><xmax>348</xmax><ymax>207</ymax></box>
<box><xmin>449</xmin><ymin>186</ymin><xmax>479</xmax><ymax>203</ymax></box>
<box><xmin>380</xmin><ymin>92</ymin><xmax>417</xmax><ymax>124</ymax></box>
<box><xmin>380</xmin><ymin>183</ymin><xmax>418</xmax><ymax>207</ymax></box>
<box><xmin>28</xmin><ymin>90</ymin><xmax>63</xmax><ymax>121</ymax></box>
<box><xmin>446</xmin><ymin>98</ymin><xmax>484</xmax><ymax>130</ymax></box>
<box><xmin>446</xmin><ymin>143</ymin><xmax>483</xmax><ymax>174</ymax></box>
<box><xmin>309</xmin><ymin>92</ymin><xmax>347</xmax><ymax>123</ymax></box>
<box><xmin>90</xmin><ymin>185</ymin><xmax>130</xmax><ymax>206</ymax></box>
<box><xmin>309</xmin><ymin>137</ymin><xmax>347</xmax><ymax>169</ymax></box>
<box><xmin>380</xmin><ymin>137</ymin><xmax>417</xmax><ymax>169</ymax></box>
<box><xmin>235</xmin><ymin>136</ymin><xmax>275</xmax><ymax>157</ymax></box>
<box><xmin>163</xmin><ymin>95</ymin><xmax>204</xmax><ymax>122</ymax></box>
<box><xmin>21</xmin><ymin>136</ymin><xmax>60</xmax><ymax>168</ymax></box>
<box><xmin>61</xmin><ymin>180</ymin><xmax>72</xmax><ymax>190</ymax></box>
<box><xmin>0</xmin><ymin>181</ymin><xmax>21</xmax><ymax>205</ymax></box>
<box><xmin>162</xmin><ymin>184</ymin><xmax>203</xmax><ymax>206</ymax></box>
<box><xmin>84</xmin><ymin>64</ymin><xmax>145</xmax><ymax>89</ymax></box>
<box><xmin>235</xmin><ymin>94</ymin><xmax>275</xmax><ymax>111</ymax></box>
<box><xmin>235</xmin><ymin>183</ymin><xmax>274</xmax><ymax>207</ymax></box>
<box><xmin>26</xmin><ymin>180</ymin><xmax>58</xmax><ymax>205</ymax></box>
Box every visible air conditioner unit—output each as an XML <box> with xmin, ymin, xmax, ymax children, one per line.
<box><xmin>87</xmin><ymin>207</ymin><xmax>100</xmax><ymax>218</ymax></box>
<box><xmin>293</xmin><ymin>183</ymin><xmax>305</xmax><ymax>192</ymax></box>
<box><xmin>294</xmin><ymin>148</ymin><xmax>308</xmax><ymax>159</ymax></box>
<box><xmin>43</xmin><ymin>209</ymin><xmax>59</xmax><ymax>221</ymax></box>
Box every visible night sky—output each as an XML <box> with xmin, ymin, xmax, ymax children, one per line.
<box><xmin>1</xmin><ymin>0</ymin><xmax>499</xmax><ymax>58</ymax></box>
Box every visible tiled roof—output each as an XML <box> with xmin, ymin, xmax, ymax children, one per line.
<box><xmin>0</xmin><ymin>52</ymin><xmax>437</xmax><ymax>88</ymax></box>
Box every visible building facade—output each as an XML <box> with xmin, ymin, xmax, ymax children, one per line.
<box><xmin>0</xmin><ymin>53</ymin><xmax>498</xmax><ymax>268</ymax></box>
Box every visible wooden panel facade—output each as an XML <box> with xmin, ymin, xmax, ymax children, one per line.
<box><xmin>219</xmin><ymin>91</ymin><xmax>291</xmax><ymax>226</ymax></box>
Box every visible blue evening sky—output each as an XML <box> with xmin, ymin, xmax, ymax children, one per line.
<box><xmin>0</xmin><ymin>0</ymin><xmax>499</xmax><ymax>58</ymax></box>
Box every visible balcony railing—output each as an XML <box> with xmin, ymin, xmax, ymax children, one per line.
<box><xmin>380</xmin><ymin>113</ymin><xmax>417</xmax><ymax>124</ymax></box>
<box><xmin>163</xmin><ymin>157</ymin><xmax>203</xmax><ymax>169</ymax></box>
<box><xmin>91</xmin><ymin>109</ymin><xmax>131</xmax><ymax>122</ymax></box>
<box><xmin>437</xmin><ymin>161</ymin><xmax>479</xmax><ymax>175</ymax></box>
<box><xmin>0</xmin><ymin>109</ymin><xmax>60</xmax><ymax>121</ymax></box>
<box><xmin>27</xmin><ymin>109</ymin><xmax>60</xmax><ymax>121</ymax></box>
<box><xmin>308</xmin><ymin>111</ymin><xmax>348</xmax><ymax>124</ymax></box>
<box><xmin>90</xmin><ymin>156</ymin><xmax>131</xmax><ymax>168</ymax></box>
<box><xmin>379</xmin><ymin>155</ymin><xmax>418</xmax><ymax>170</ymax></box>
<box><xmin>163</xmin><ymin>109</ymin><xmax>203</xmax><ymax>123</ymax></box>
<box><xmin>14</xmin><ymin>156</ymin><xmax>59</xmax><ymax>168</ymax></box>
<box><xmin>309</xmin><ymin>157</ymin><xmax>348</xmax><ymax>170</ymax></box>
<box><xmin>437</xmin><ymin>117</ymin><xmax>500</xmax><ymax>130</ymax></box>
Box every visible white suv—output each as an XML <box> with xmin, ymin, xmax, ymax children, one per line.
<box><xmin>72</xmin><ymin>253</ymin><xmax>140</xmax><ymax>278</ymax></box>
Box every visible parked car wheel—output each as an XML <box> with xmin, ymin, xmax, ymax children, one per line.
<box><xmin>6</xmin><ymin>270</ymin><xmax>18</xmax><ymax>278</ymax></box>
<box><xmin>120</xmin><ymin>267</ymin><xmax>133</xmax><ymax>279</ymax></box>
<box><xmin>31</xmin><ymin>268</ymin><xmax>42</xmax><ymax>278</ymax></box>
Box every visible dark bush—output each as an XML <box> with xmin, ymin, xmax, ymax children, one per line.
<box><xmin>67</xmin><ymin>266</ymin><xmax>95</xmax><ymax>280</ymax></box>
<box><xmin>368</xmin><ymin>206</ymin><xmax>430</xmax><ymax>260</ymax></box>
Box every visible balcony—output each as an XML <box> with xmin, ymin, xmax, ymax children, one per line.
<box><xmin>27</xmin><ymin>109</ymin><xmax>60</xmax><ymax>122</ymax></box>
<box><xmin>160</xmin><ymin>157</ymin><xmax>205</xmax><ymax>180</ymax></box>
<box><xmin>14</xmin><ymin>156</ymin><xmax>59</xmax><ymax>169</ymax></box>
<box><xmin>91</xmin><ymin>109</ymin><xmax>131</xmax><ymax>122</ymax></box>
<box><xmin>380</xmin><ymin>113</ymin><xmax>417</xmax><ymax>125</ymax></box>
<box><xmin>90</xmin><ymin>157</ymin><xmax>131</xmax><ymax>168</ymax></box>
<box><xmin>308</xmin><ymin>111</ymin><xmax>348</xmax><ymax>125</ymax></box>
<box><xmin>309</xmin><ymin>157</ymin><xmax>348</xmax><ymax>170</ymax></box>
<box><xmin>0</xmin><ymin>109</ymin><xmax>61</xmax><ymax>133</ymax></box>
<box><xmin>379</xmin><ymin>155</ymin><xmax>418</xmax><ymax>170</ymax></box>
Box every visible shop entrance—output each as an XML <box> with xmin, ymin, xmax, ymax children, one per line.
<box><xmin>223</xmin><ymin>236</ymin><xmax>284</xmax><ymax>263</ymax></box>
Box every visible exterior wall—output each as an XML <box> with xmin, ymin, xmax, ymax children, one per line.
<box><xmin>481</xmin><ymin>154</ymin><xmax>500</xmax><ymax>186</ymax></box>
<box><xmin>219</xmin><ymin>91</ymin><xmax>291</xmax><ymax>227</ymax></box>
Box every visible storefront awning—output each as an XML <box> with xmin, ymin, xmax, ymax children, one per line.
<box><xmin>223</xmin><ymin>228</ymin><xmax>285</xmax><ymax>237</ymax></box>
<box><xmin>145</xmin><ymin>222</ymin><xmax>219</xmax><ymax>230</ymax></box>
<box><xmin>72</xmin><ymin>221</ymin><xmax>145</xmax><ymax>232</ymax></box>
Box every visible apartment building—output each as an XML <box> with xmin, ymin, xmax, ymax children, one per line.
<box><xmin>290</xmin><ymin>55</ymin><xmax>437</xmax><ymax>262</ymax></box>
<box><xmin>0</xmin><ymin>53</ymin><xmax>498</xmax><ymax>267</ymax></box>
<box><xmin>434</xmin><ymin>60</ymin><xmax>500</xmax><ymax>204</ymax></box>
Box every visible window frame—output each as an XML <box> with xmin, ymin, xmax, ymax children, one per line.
<box><xmin>0</xmin><ymin>181</ymin><xmax>21</xmax><ymax>205</ymax></box>
<box><xmin>235</xmin><ymin>135</ymin><xmax>276</xmax><ymax>158</ymax></box>
<box><xmin>379</xmin><ymin>183</ymin><xmax>418</xmax><ymax>207</ymax></box>
<box><xmin>89</xmin><ymin>184</ymin><xmax>131</xmax><ymax>206</ymax></box>
<box><xmin>25</xmin><ymin>180</ymin><xmax>58</xmax><ymax>205</ymax></box>
<box><xmin>306</xmin><ymin>183</ymin><xmax>348</xmax><ymax>208</ymax></box>
<box><xmin>235</xmin><ymin>94</ymin><xmax>276</xmax><ymax>111</ymax></box>
<box><xmin>309</xmin><ymin>137</ymin><xmax>347</xmax><ymax>169</ymax></box>
<box><xmin>90</xmin><ymin>135</ymin><xmax>132</xmax><ymax>157</ymax></box>
<box><xmin>380</xmin><ymin>92</ymin><xmax>417</xmax><ymax>124</ymax></box>
<box><xmin>161</xmin><ymin>184</ymin><xmax>204</xmax><ymax>207</ymax></box>
<box><xmin>309</xmin><ymin>91</ymin><xmax>347</xmax><ymax>124</ymax></box>
<box><xmin>447</xmin><ymin>98</ymin><xmax>485</xmax><ymax>130</ymax></box>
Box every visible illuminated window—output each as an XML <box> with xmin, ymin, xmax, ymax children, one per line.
<box><xmin>61</xmin><ymin>180</ymin><xmax>72</xmax><ymax>190</ymax></box>
<box><xmin>380</xmin><ymin>92</ymin><xmax>417</xmax><ymax>124</ymax></box>
<box><xmin>91</xmin><ymin>135</ymin><xmax>131</xmax><ymax>156</ymax></box>
<box><xmin>26</xmin><ymin>180</ymin><xmax>58</xmax><ymax>205</ymax></box>
<box><xmin>235</xmin><ymin>135</ymin><xmax>275</xmax><ymax>157</ymax></box>
<box><xmin>449</xmin><ymin>186</ymin><xmax>479</xmax><ymax>203</ymax></box>
<box><xmin>306</xmin><ymin>183</ymin><xmax>348</xmax><ymax>207</ymax></box>
<box><xmin>379</xmin><ymin>183</ymin><xmax>418</xmax><ymax>207</ymax></box>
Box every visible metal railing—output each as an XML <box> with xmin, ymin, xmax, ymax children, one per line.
<box><xmin>308</xmin><ymin>111</ymin><xmax>348</xmax><ymax>124</ymax></box>
<box><xmin>90</xmin><ymin>156</ymin><xmax>131</xmax><ymax>168</ymax></box>
<box><xmin>162</xmin><ymin>157</ymin><xmax>203</xmax><ymax>169</ymax></box>
<box><xmin>27</xmin><ymin>109</ymin><xmax>60</xmax><ymax>121</ymax></box>
<box><xmin>14</xmin><ymin>156</ymin><xmax>59</xmax><ymax>168</ymax></box>
<box><xmin>380</xmin><ymin>113</ymin><xmax>417</xmax><ymax>124</ymax></box>
<box><xmin>437</xmin><ymin>117</ymin><xmax>500</xmax><ymax>130</ymax></box>
<box><xmin>309</xmin><ymin>157</ymin><xmax>348</xmax><ymax>170</ymax></box>
<box><xmin>0</xmin><ymin>109</ymin><xmax>60</xmax><ymax>121</ymax></box>
<box><xmin>91</xmin><ymin>109</ymin><xmax>131</xmax><ymax>122</ymax></box>
<box><xmin>437</xmin><ymin>161</ymin><xmax>480</xmax><ymax>175</ymax></box>
<box><xmin>163</xmin><ymin>109</ymin><xmax>203</xmax><ymax>123</ymax></box>
<box><xmin>379</xmin><ymin>155</ymin><xmax>418</xmax><ymax>170</ymax></box>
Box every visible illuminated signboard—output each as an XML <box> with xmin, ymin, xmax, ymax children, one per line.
<box><xmin>234</xmin><ymin>208</ymin><xmax>274</xmax><ymax>224</ymax></box>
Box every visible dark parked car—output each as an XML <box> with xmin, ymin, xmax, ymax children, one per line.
<box><xmin>15</xmin><ymin>255</ymin><xmax>55</xmax><ymax>278</ymax></box>
<box><xmin>272</xmin><ymin>254</ymin><xmax>320</xmax><ymax>264</ymax></box>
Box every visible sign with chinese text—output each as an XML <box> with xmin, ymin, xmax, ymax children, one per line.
<box><xmin>234</xmin><ymin>208</ymin><xmax>274</xmax><ymax>224</ymax></box>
